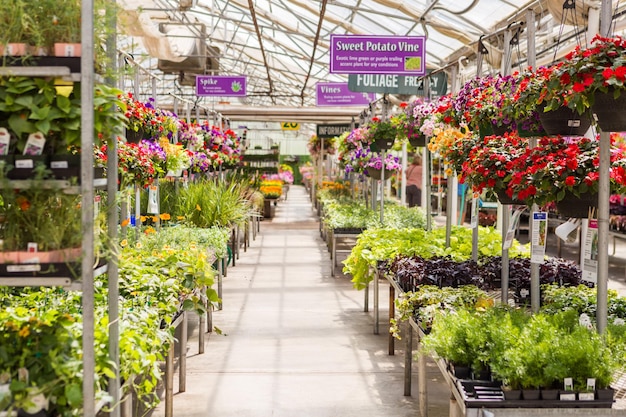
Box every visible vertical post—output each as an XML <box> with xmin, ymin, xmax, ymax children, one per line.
<box><xmin>596</xmin><ymin>0</ymin><xmax>613</xmax><ymax>334</ymax></box>
<box><xmin>179</xmin><ymin>312</ymin><xmax>188</xmax><ymax>393</ymax></box>
<box><xmin>424</xmin><ymin>146</ymin><xmax>432</xmax><ymax>231</ymax></box>
<box><xmin>380</xmin><ymin>150</ymin><xmax>385</xmax><ymax>225</ymax></box>
<box><xmin>374</xmin><ymin>268</ymin><xmax>379</xmax><ymax>334</ymax></box>
<box><xmin>165</xmin><ymin>343</ymin><xmax>174</xmax><ymax>417</ymax></box>
<box><xmin>404</xmin><ymin>322</ymin><xmax>412</xmax><ymax>396</ymax></box>
<box><xmin>417</xmin><ymin>336</ymin><xmax>427</xmax><ymax>417</ymax></box>
<box><xmin>198</xmin><ymin>309</ymin><xmax>205</xmax><ymax>354</ymax></box>
<box><xmin>527</xmin><ymin>10</ymin><xmax>540</xmax><ymax>312</ymax></box>
<box><xmin>81</xmin><ymin>0</ymin><xmax>96</xmax><ymax>415</ymax></box>
<box><xmin>401</xmin><ymin>142</ymin><xmax>407</xmax><ymax>205</ymax></box>
<box><xmin>388</xmin><ymin>284</ymin><xmax>395</xmax><ymax>355</ymax></box>
<box><xmin>106</xmin><ymin>3</ymin><xmax>120</xmax><ymax>416</ymax></box>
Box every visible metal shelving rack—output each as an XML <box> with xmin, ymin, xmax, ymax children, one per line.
<box><xmin>0</xmin><ymin>0</ymin><xmax>120</xmax><ymax>415</ymax></box>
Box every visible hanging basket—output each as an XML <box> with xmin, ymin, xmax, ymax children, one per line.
<box><xmin>538</xmin><ymin>105</ymin><xmax>592</xmax><ymax>136</ymax></box>
<box><xmin>515</xmin><ymin>117</ymin><xmax>547</xmax><ymax>138</ymax></box>
<box><xmin>408</xmin><ymin>134</ymin><xmax>427</xmax><ymax>147</ymax></box>
<box><xmin>408</xmin><ymin>126</ymin><xmax>427</xmax><ymax>147</ymax></box>
<box><xmin>125</xmin><ymin>127</ymin><xmax>145</xmax><ymax>143</ymax></box>
<box><xmin>369</xmin><ymin>137</ymin><xmax>395</xmax><ymax>152</ymax></box>
<box><xmin>495</xmin><ymin>189</ymin><xmax>525</xmax><ymax>205</ymax></box>
<box><xmin>365</xmin><ymin>167</ymin><xmax>392</xmax><ymax>180</ymax></box>
<box><xmin>591</xmin><ymin>87</ymin><xmax>626</xmax><ymax>132</ymax></box>
<box><xmin>555</xmin><ymin>191</ymin><xmax>598</xmax><ymax>218</ymax></box>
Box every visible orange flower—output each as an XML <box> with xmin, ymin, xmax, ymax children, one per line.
<box><xmin>16</xmin><ymin>196</ymin><xmax>30</xmax><ymax>211</ymax></box>
<box><xmin>121</xmin><ymin>218</ymin><xmax>130</xmax><ymax>227</ymax></box>
<box><xmin>160</xmin><ymin>213</ymin><xmax>171</xmax><ymax>221</ymax></box>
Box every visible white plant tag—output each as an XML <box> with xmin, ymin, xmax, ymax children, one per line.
<box><xmin>23</xmin><ymin>132</ymin><xmax>46</xmax><ymax>155</ymax></box>
<box><xmin>147</xmin><ymin>185</ymin><xmax>159</xmax><ymax>214</ymax></box>
<box><xmin>15</xmin><ymin>159</ymin><xmax>34</xmax><ymax>169</ymax></box>
<box><xmin>0</xmin><ymin>127</ymin><xmax>10</xmax><ymax>155</ymax></box>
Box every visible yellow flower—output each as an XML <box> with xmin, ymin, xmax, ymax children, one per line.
<box><xmin>120</xmin><ymin>239</ymin><xmax>128</xmax><ymax>247</ymax></box>
<box><xmin>135</xmin><ymin>242</ymin><xmax>143</xmax><ymax>249</ymax></box>
<box><xmin>152</xmin><ymin>216</ymin><xmax>159</xmax><ymax>223</ymax></box>
<box><xmin>177</xmin><ymin>215</ymin><xmax>185</xmax><ymax>221</ymax></box>
<box><xmin>18</xmin><ymin>326</ymin><xmax>30</xmax><ymax>338</ymax></box>
<box><xmin>140</xmin><ymin>215</ymin><xmax>147</xmax><ymax>223</ymax></box>
<box><xmin>196</xmin><ymin>204</ymin><xmax>202</xmax><ymax>211</ymax></box>
<box><xmin>144</xmin><ymin>227</ymin><xmax>156</xmax><ymax>235</ymax></box>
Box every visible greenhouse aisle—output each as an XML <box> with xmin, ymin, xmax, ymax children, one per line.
<box><xmin>152</xmin><ymin>184</ymin><xmax>450</xmax><ymax>417</ymax></box>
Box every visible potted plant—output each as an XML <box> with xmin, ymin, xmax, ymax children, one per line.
<box><xmin>460</xmin><ymin>132</ymin><xmax>529</xmax><ymax>204</ymax></box>
<box><xmin>364</xmin><ymin>152</ymin><xmax>401</xmax><ymax>180</ymax></box>
<box><xmin>506</xmin><ymin>136</ymin><xmax>626</xmax><ymax>214</ymax></box>
<box><xmin>541</xmin><ymin>34</ymin><xmax>626</xmax><ymax>133</ymax></box>
<box><xmin>366</xmin><ymin>118</ymin><xmax>397</xmax><ymax>151</ymax></box>
<box><xmin>0</xmin><ymin>0</ymin><xmax>27</xmax><ymax>56</ymax></box>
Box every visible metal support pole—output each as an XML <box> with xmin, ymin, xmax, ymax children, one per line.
<box><xmin>424</xmin><ymin>146</ymin><xmax>432</xmax><ymax>231</ymax></box>
<box><xmin>418</xmin><ymin>336</ymin><xmax>427</xmax><ymax>417</ymax></box>
<box><xmin>81</xmin><ymin>0</ymin><xmax>96</xmax><ymax>414</ymax></box>
<box><xmin>364</xmin><ymin>282</ymin><xmax>369</xmax><ymax>312</ymax></box>
<box><xmin>597</xmin><ymin>131</ymin><xmax>611</xmax><ymax>332</ymax></box>
<box><xmin>179</xmin><ymin>311</ymin><xmax>187</xmax><ymax>393</ymax></box>
<box><xmin>165</xmin><ymin>343</ymin><xmax>174</xmax><ymax>417</ymax></box>
<box><xmin>401</xmin><ymin>142</ymin><xmax>408</xmax><ymax>205</ymax></box>
<box><xmin>198</xmin><ymin>309</ymin><xmax>205</xmax><ymax>354</ymax></box>
<box><xmin>404</xmin><ymin>322</ymin><xmax>412</xmax><ymax>396</ymax></box>
<box><xmin>388</xmin><ymin>284</ymin><xmax>395</xmax><ymax>356</ymax></box>
<box><xmin>217</xmin><ymin>257</ymin><xmax>223</xmax><ymax>310</ymax></box>
<box><xmin>374</xmin><ymin>269</ymin><xmax>380</xmax><ymax>334</ymax></box>
<box><xmin>597</xmin><ymin>0</ymin><xmax>613</xmax><ymax>334</ymax></box>
<box><xmin>380</xmin><ymin>150</ymin><xmax>385</xmax><ymax>225</ymax></box>
<box><xmin>105</xmin><ymin>5</ymin><xmax>120</xmax><ymax>416</ymax></box>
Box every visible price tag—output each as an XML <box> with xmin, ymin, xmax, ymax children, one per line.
<box><xmin>531</xmin><ymin>211</ymin><xmax>547</xmax><ymax>264</ymax></box>
<box><xmin>15</xmin><ymin>159</ymin><xmax>34</xmax><ymax>169</ymax></box>
<box><xmin>470</xmin><ymin>192</ymin><xmax>479</xmax><ymax>229</ymax></box>
<box><xmin>147</xmin><ymin>185</ymin><xmax>159</xmax><ymax>214</ymax></box>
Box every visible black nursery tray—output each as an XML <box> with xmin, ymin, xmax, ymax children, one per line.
<box><xmin>1</xmin><ymin>56</ymin><xmax>81</xmax><ymax>73</ymax></box>
<box><xmin>0</xmin><ymin>262</ymin><xmax>80</xmax><ymax>279</ymax></box>
<box><xmin>456</xmin><ymin>380</ymin><xmax>614</xmax><ymax>409</ymax></box>
<box><xmin>332</xmin><ymin>227</ymin><xmax>366</xmax><ymax>234</ymax></box>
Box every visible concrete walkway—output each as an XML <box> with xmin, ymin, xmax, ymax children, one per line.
<box><xmin>152</xmin><ymin>185</ymin><xmax>450</xmax><ymax>417</ymax></box>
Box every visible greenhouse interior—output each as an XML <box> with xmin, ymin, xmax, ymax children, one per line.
<box><xmin>4</xmin><ymin>0</ymin><xmax>626</xmax><ymax>416</ymax></box>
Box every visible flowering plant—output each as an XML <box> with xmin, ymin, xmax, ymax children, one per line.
<box><xmin>120</xmin><ymin>93</ymin><xmax>179</xmax><ymax>140</ymax></box>
<box><xmin>307</xmin><ymin>134</ymin><xmax>337</xmax><ymax>158</ymax></box>
<box><xmin>406</xmin><ymin>99</ymin><xmax>446</xmax><ymax>139</ymax></box>
<box><xmin>259</xmin><ymin>179</ymin><xmax>283</xmax><ymax>199</ymax></box>
<box><xmin>366</xmin><ymin>117</ymin><xmax>398</xmax><ymax>145</ymax></box>
<box><xmin>365</xmin><ymin>152</ymin><xmax>401</xmax><ymax>174</ymax></box>
<box><xmin>428</xmin><ymin>126</ymin><xmax>477</xmax><ymax>176</ymax></box>
<box><xmin>159</xmin><ymin>138</ymin><xmax>191</xmax><ymax>176</ymax></box>
<box><xmin>278</xmin><ymin>164</ymin><xmax>294</xmax><ymax>184</ymax></box>
<box><xmin>541</xmin><ymin>35</ymin><xmax>626</xmax><ymax>114</ymax></box>
<box><xmin>504</xmin><ymin>66</ymin><xmax>552</xmax><ymax>134</ymax></box>
<box><xmin>115</xmin><ymin>138</ymin><xmax>166</xmax><ymax>186</ymax></box>
<box><xmin>460</xmin><ymin>132</ymin><xmax>529</xmax><ymax>198</ymax></box>
<box><xmin>505</xmin><ymin>136</ymin><xmax>624</xmax><ymax>206</ymax></box>
<box><xmin>449</xmin><ymin>74</ymin><xmax>516</xmax><ymax>129</ymax></box>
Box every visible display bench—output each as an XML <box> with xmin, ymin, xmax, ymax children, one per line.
<box><xmin>330</xmin><ymin>228</ymin><xmax>365</xmax><ymax>278</ymax></box>
<box><xmin>373</xmin><ymin>272</ymin><xmax>621</xmax><ymax>417</ymax></box>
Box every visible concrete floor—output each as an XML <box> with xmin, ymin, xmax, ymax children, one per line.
<box><xmin>152</xmin><ymin>185</ymin><xmax>451</xmax><ymax>417</ymax></box>
<box><xmin>152</xmin><ymin>185</ymin><xmax>626</xmax><ymax>417</ymax></box>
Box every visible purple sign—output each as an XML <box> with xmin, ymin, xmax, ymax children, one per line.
<box><xmin>330</xmin><ymin>35</ymin><xmax>426</xmax><ymax>75</ymax></box>
<box><xmin>196</xmin><ymin>75</ymin><xmax>247</xmax><ymax>96</ymax></box>
<box><xmin>316</xmin><ymin>82</ymin><xmax>376</xmax><ymax>106</ymax></box>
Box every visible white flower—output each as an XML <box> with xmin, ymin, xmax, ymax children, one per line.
<box><xmin>579</xmin><ymin>313</ymin><xmax>594</xmax><ymax>330</ymax></box>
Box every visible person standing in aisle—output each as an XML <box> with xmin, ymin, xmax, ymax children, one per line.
<box><xmin>405</xmin><ymin>153</ymin><xmax>423</xmax><ymax>208</ymax></box>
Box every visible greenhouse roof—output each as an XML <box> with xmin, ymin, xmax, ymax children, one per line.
<box><xmin>117</xmin><ymin>0</ymin><xmax>626</xmax><ymax>122</ymax></box>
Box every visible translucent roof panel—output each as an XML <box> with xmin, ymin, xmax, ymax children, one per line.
<box><xmin>117</xmin><ymin>0</ymin><xmax>625</xmax><ymax>117</ymax></box>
